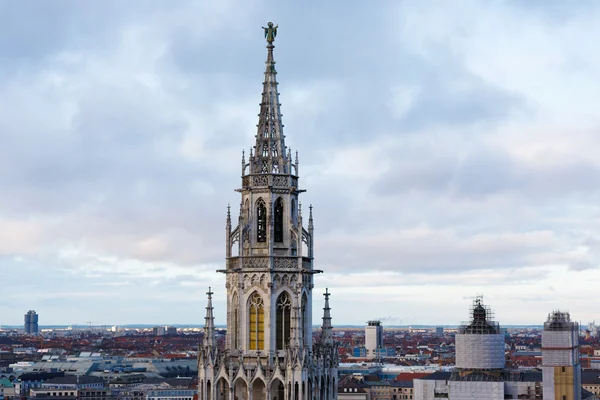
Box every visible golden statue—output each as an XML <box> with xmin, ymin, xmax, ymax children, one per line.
<box><xmin>262</xmin><ymin>22</ymin><xmax>278</xmax><ymax>44</ymax></box>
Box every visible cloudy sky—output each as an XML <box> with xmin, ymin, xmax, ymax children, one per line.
<box><xmin>2</xmin><ymin>0</ymin><xmax>600</xmax><ymax>327</ymax></box>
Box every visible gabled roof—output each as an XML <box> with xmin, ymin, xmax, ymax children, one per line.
<box><xmin>337</xmin><ymin>376</ymin><xmax>367</xmax><ymax>394</ymax></box>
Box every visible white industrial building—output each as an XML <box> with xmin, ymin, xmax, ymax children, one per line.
<box><xmin>365</xmin><ymin>321</ymin><xmax>383</xmax><ymax>359</ymax></box>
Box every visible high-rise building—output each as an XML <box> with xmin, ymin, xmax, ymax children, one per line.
<box><xmin>435</xmin><ymin>326</ymin><xmax>444</xmax><ymax>336</ymax></box>
<box><xmin>198</xmin><ymin>22</ymin><xmax>339</xmax><ymax>400</ymax></box>
<box><xmin>542</xmin><ymin>311</ymin><xmax>581</xmax><ymax>400</ymax></box>
<box><xmin>365</xmin><ymin>321</ymin><xmax>383</xmax><ymax>359</ymax></box>
<box><xmin>153</xmin><ymin>326</ymin><xmax>166</xmax><ymax>336</ymax></box>
<box><xmin>24</xmin><ymin>310</ymin><xmax>38</xmax><ymax>334</ymax></box>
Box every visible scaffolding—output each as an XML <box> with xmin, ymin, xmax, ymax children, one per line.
<box><xmin>455</xmin><ymin>296</ymin><xmax>504</xmax><ymax>370</ymax></box>
<box><xmin>448</xmin><ymin>380</ymin><xmax>504</xmax><ymax>400</ymax></box>
<box><xmin>458</xmin><ymin>296</ymin><xmax>500</xmax><ymax>335</ymax></box>
<box><xmin>544</xmin><ymin>310</ymin><xmax>578</xmax><ymax>332</ymax></box>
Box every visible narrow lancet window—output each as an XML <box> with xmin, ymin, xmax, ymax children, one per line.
<box><xmin>276</xmin><ymin>292</ymin><xmax>291</xmax><ymax>349</ymax></box>
<box><xmin>248</xmin><ymin>292</ymin><xmax>264</xmax><ymax>350</ymax></box>
<box><xmin>301</xmin><ymin>293</ymin><xmax>308</xmax><ymax>344</ymax></box>
<box><xmin>232</xmin><ymin>294</ymin><xmax>239</xmax><ymax>349</ymax></box>
<box><xmin>274</xmin><ymin>198</ymin><xmax>283</xmax><ymax>243</ymax></box>
<box><xmin>257</xmin><ymin>200</ymin><xmax>267</xmax><ymax>242</ymax></box>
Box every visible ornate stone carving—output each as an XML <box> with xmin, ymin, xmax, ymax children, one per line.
<box><xmin>273</xmin><ymin>257</ymin><xmax>298</xmax><ymax>269</ymax></box>
<box><xmin>252</xmin><ymin>175</ymin><xmax>268</xmax><ymax>186</ymax></box>
<box><xmin>290</xmin><ymin>230</ymin><xmax>297</xmax><ymax>251</ymax></box>
<box><xmin>272</xmin><ymin>175</ymin><xmax>288</xmax><ymax>187</ymax></box>
<box><xmin>243</xmin><ymin>231</ymin><xmax>250</xmax><ymax>256</ymax></box>
<box><xmin>242</xmin><ymin>257</ymin><xmax>269</xmax><ymax>269</ymax></box>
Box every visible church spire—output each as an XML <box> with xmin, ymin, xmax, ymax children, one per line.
<box><xmin>320</xmin><ymin>288</ymin><xmax>333</xmax><ymax>346</ymax></box>
<box><xmin>203</xmin><ymin>287</ymin><xmax>216</xmax><ymax>348</ymax></box>
<box><xmin>253</xmin><ymin>22</ymin><xmax>289</xmax><ymax>175</ymax></box>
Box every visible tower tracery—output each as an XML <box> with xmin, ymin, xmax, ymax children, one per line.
<box><xmin>198</xmin><ymin>22</ymin><xmax>338</xmax><ymax>400</ymax></box>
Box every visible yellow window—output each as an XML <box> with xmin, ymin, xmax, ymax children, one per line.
<box><xmin>249</xmin><ymin>292</ymin><xmax>265</xmax><ymax>350</ymax></box>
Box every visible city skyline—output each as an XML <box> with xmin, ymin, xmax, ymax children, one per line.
<box><xmin>2</xmin><ymin>1</ymin><xmax>600</xmax><ymax>326</ymax></box>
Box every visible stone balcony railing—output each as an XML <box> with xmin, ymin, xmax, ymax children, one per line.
<box><xmin>226</xmin><ymin>256</ymin><xmax>311</xmax><ymax>271</ymax></box>
<box><xmin>241</xmin><ymin>174</ymin><xmax>298</xmax><ymax>189</ymax></box>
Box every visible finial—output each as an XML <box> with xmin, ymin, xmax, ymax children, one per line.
<box><xmin>250</xmin><ymin>147</ymin><xmax>253</xmax><ymax>157</ymax></box>
<box><xmin>242</xmin><ymin>150</ymin><xmax>245</xmax><ymax>164</ymax></box>
<box><xmin>207</xmin><ymin>286</ymin><xmax>213</xmax><ymax>299</ymax></box>
<box><xmin>324</xmin><ymin>287</ymin><xmax>329</xmax><ymax>300</ymax></box>
<box><xmin>262</xmin><ymin>22</ymin><xmax>278</xmax><ymax>44</ymax></box>
<box><xmin>299</xmin><ymin>203</ymin><xmax>302</xmax><ymax>217</ymax></box>
<box><xmin>226</xmin><ymin>204</ymin><xmax>231</xmax><ymax>223</ymax></box>
<box><xmin>295</xmin><ymin>150</ymin><xmax>299</xmax><ymax>164</ymax></box>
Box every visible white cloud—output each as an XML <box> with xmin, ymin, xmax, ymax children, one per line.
<box><xmin>1</xmin><ymin>0</ymin><xmax>600</xmax><ymax>326</ymax></box>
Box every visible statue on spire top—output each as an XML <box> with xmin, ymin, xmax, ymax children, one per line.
<box><xmin>263</xmin><ymin>22</ymin><xmax>278</xmax><ymax>43</ymax></box>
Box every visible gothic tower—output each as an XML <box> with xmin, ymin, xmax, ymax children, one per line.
<box><xmin>198</xmin><ymin>23</ymin><xmax>339</xmax><ymax>400</ymax></box>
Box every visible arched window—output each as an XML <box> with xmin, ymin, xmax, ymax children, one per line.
<box><xmin>256</xmin><ymin>199</ymin><xmax>267</xmax><ymax>242</ymax></box>
<box><xmin>274</xmin><ymin>198</ymin><xmax>283</xmax><ymax>243</ymax></box>
<box><xmin>291</xmin><ymin>199</ymin><xmax>296</xmax><ymax>224</ymax></box>
<box><xmin>276</xmin><ymin>292</ymin><xmax>291</xmax><ymax>349</ymax></box>
<box><xmin>248</xmin><ymin>292</ymin><xmax>264</xmax><ymax>350</ymax></box>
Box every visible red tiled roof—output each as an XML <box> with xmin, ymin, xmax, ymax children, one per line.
<box><xmin>395</xmin><ymin>372</ymin><xmax>432</xmax><ymax>381</ymax></box>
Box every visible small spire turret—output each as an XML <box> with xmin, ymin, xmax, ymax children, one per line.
<box><xmin>320</xmin><ymin>288</ymin><xmax>333</xmax><ymax>346</ymax></box>
<box><xmin>203</xmin><ymin>287</ymin><xmax>216</xmax><ymax>348</ymax></box>
<box><xmin>308</xmin><ymin>205</ymin><xmax>314</xmax><ymax>257</ymax></box>
<box><xmin>226</xmin><ymin>205</ymin><xmax>232</xmax><ymax>258</ymax></box>
<box><xmin>241</xmin><ymin>150</ymin><xmax>246</xmax><ymax>175</ymax></box>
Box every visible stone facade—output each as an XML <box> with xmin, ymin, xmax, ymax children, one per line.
<box><xmin>197</xmin><ymin>23</ymin><xmax>339</xmax><ymax>400</ymax></box>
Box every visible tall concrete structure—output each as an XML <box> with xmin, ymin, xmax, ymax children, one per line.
<box><xmin>198</xmin><ymin>22</ymin><xmax>339</xmax><ymax>400</ymax></box>
<box><xmin>365</xmin><ymin>321</ymin><xmax>383</xmax><ymax>359</ymax></box>
<box><xmin>542</xmin><ymin>311</ymin><xmax>581</xmax><ymax>400</ymax></box>
<box><xmin>24</xmin><ymin>310</ymin><xmax>38</xmax><ymax>334</ymax></box>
